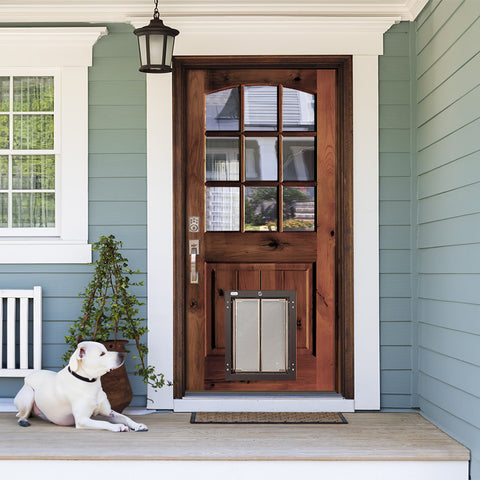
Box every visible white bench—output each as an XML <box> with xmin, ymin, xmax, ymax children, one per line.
<box><xmin>0</xmin><ymin>287</ymin><xmax>42</xmax><ymax>377</ymax></box>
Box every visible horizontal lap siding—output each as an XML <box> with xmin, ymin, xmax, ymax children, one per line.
<box><xmin>415</xmin><ymin>0</ymin><xmax>480</xmax><ymax>477</ymax></box>
<box><xmin>0</xmin><ymin>24</ymin><xmax>148</xmax><ymax>406</ymax></box>
<box><xmin>379</xmin><ymin>22</ymin><xmax>415</xmax><ymax>410</ymax></box>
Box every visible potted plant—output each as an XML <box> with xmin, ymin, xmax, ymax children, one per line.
<box><xmin>63</xmin><ymin>234</ymin><xmax>170</xmax><ymax>411</ymax></box>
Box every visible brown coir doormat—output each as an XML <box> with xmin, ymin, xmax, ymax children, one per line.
<box><xmin>190</xmin><ymin>412</ymin><xmax>347</xmax><ymax>424</ymax></box>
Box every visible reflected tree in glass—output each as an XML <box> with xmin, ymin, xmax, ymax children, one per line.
<box><xmin>245</xmin><ymin>187</ymin><xmax>277</xmax><ymax>231</ymax></box>
<box><xmin>283</xmin><ymin>187</ymin><xmax>315</xmax><ymax>231</ymax></box>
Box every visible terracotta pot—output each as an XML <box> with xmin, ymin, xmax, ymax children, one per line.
<box><xmin>99</xmin><ymin>340</ymin><xmax>133</xmax><ymax>413</ymax></box>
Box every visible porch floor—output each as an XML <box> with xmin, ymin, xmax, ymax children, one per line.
<box><xmin>0</xmin><ymin>411</ymin><xmax>469</xmax><ymax>462</ymax></box>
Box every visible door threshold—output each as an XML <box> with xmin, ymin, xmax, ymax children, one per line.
<box><xmin>174</xmin><ymin>393</ymin><xmax>355</xmax><ymax>413</ymax></box>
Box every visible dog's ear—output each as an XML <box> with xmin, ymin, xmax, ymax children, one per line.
<box><xmin>69</xmin><ymin>345</ymin><xmax>86</xmax><ymax>372</ymax></box>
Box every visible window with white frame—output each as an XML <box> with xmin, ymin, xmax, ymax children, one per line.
<box><xmin>0</xmin><ymin>27</ymin><xmax>107</xmax><ymax>263</ymax></box>
<box><xmin>0</xmin><ymin>75</ymin><xmax>57</xmax><ymax>233</ymax></box>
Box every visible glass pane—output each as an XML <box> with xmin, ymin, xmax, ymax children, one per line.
<box><xmin>245</xmin><ymin>186</ymin><xmax>277</xmax><ymax>231</ymax></box>
<box><xmin>0</xmin><ymin>77</ymin><xmax>9</xmax><ymax>111</ymax></box>
<box><xmin>261</xmin><ymin>299</ymin><xmax>288</xmax><ymax>372</ymax></box>
<box><xmin>149</xmin><ymin>34</ymin><xmax>165</xmax><ymax>64</ymax></box>
<box><xmin>206</xmin><ymin>187</ymin><xmax>239</xmax><ymax>231</ymax></box>
<box><xmin>13</xmin><ymin>115</ymin><xmax>54</xmax><ymax>150</ymax></box>
<box><xmin>13</xmin><ymin>77</ymin><xmax>54</xmax><ymax>112</ymax></box>
<box><xmin>165</xmin><ymin>35</ymin><xmax>175</xmax><ymax>67</ymax></box>
<box><xmin>0</xmin><ymin>156</ymin><xmax>8</xmax><ymax>190</ymax></box>
<box><xmin>233</xmin><ymin>299</ymin><xmax>260</xmax><ymax>372</ymax></box>
<box><xmin>245</xmin><ymin>137</ymin><xmax>278</xmax><ymax>181</ymax></box>
<box><xmin>0</xmin><ymin>115</ymin><xmax>8</xmax><ymax>149</ymax></box>
<box><xmin>12</xmin><ymin>155</ymin><xmax>55</xmax><ymax>190</ymax></box>
<box><xmin>0</xmin><ymin>193</ymin><xmax>7</xmax><ymax>227</ymax></box>
<box><xmin>138</xmin><ymin>35</ymin><xmax>147</xmax><ymax>65</ymax></box>
<box><xmin>12</xmin><ymin>192</ymin><xmax>55</xmax><ymax>228</ymax></box>
<box><xmin>283</xmin><ymin>88</ymin><xmax>315</xmax><ymax>131</ymax></box>
<box><xmin>245</xmin><ymin>86</ymin><xmax>277</xmax><ymax>131</ymax></box>
<box><xmin>206</xmin><ymin>138</ymin><xmax>239</xmax><ymax>181</ymax></box>
<box><xmin>206</xmin><ymin>89</ymin><xmax>240</xmax><ymax>131</ymax></box>
<box><xmin>283</xmin><ymin>187</ymin><xmax>315</xmax><ymax>231</ymax></box>
<box><xmin>283</xmin><ymin>138</ymin><xmax>315</xmax><ymax>181</ymax></box>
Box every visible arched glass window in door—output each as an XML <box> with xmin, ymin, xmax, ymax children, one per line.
<box><xmin>205</xmin><ymin>85</ymin><xmax>316</xmax><ymax>232</ymax></box>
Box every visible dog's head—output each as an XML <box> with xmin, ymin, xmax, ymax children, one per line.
<box><xmin>68</xmin><ymin>341</ymin><xmax>126</xmax><ymax>379</ymax></box>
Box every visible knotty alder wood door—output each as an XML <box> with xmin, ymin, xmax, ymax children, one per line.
<box><xmin>175</xmin><ymin>60</ymin><xmax>350</xmax><ymax>394</ymax></box>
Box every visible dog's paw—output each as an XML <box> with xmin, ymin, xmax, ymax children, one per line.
<box><xmin>133</xmin><ymin>423</ymin><xmax>148</xmax><ymax>432</ymax></box>
<box><xmin>18</xmin><ymin>419</ymin><xmax>31</xmax><ymax>427</ymax></box>
<box><xmin>113</xmin><ymin>424</ymin><xmax>130</xmax><ymax>432</ymax></box>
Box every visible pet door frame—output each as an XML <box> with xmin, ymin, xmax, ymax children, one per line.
<box><xmin>225</xmin><ymin>290</ymin><xmax>296</xmax><ymax>381</ymax></box>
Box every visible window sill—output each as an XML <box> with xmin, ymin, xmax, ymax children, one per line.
<box><xmin>0</xmin><ymin>240</ymin><xmax>92</xmax><ymax>264</ymax></box>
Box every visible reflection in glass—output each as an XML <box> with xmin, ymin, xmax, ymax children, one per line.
<box><xmin>206</xmin><ymin>187</ymin><xmax>239</xmax><ymax>231</ymax></box>
<box><xmin>13</xmin><ymin>77</ymin><xmax>54</xmax><ymax>112</ymax></box>
<box><xmin>12</xmin><ymin>192</ymin><xmax>55</xmax><ymax>228</ymax></box>
<box><xmin>283</xmin><ymin>187</ymin><xmax>315</xmax><ymax>231</ymax></box>
<box><xmin>0</xmin><ymin>156</ymin><xmax>8</xmax><ymax>190</ymax></box>
<box><xmin>0</xmin><ymin>193</ymin><xmax>7</xmax><ymax>227</ymax></box>
<box><xmin>12</xmin><ymin>155</ymin><xmax>55</xmax><ymax>190</ymax></box>
<box><xmin>13</xmin><ymin>115</ymin><xmax>54</xmax><ymax>150</ymax></box>
<box><xmin>245</xmin><ymin>86</ymin><xmax>277</xmax><ymax>131</ymax></box>
<box><xmin>206</xmin><ymin>138</ymin><xmax>239</xmax><ymax>181</ymax></box>
<box><xmin>206</xmin><ymin>88</ymin><xmax>240</xmax><ymax>131</ymax></box>
<box><xmin>283</xmin><ymin>88</ymin><xmax>315</xmax><ymax>131</ymax></box>
<box><xmin>283</xmin><ymin>138</ymin><xmax>315</xmax><ymax>181</ymax></box>
<box><xmin>0</xmin><ymin>115</ymin><xmax>8</xmax><ymax>149</ymax></box>
<box><xmin>0</xmin><ymin>77</ymin><xmax>9</xmax><ymax>112</ymax></box>
<box><xmin>245</xmin><ymin>137</ymin><xmax>277</xmax><ymax>181</ymax></box>
<box><xmin>245</xmin><ymin>187</ymin><xmax>277</xmax><ymax>231</ymax></box>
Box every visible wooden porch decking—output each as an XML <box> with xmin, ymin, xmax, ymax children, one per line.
<box><xmin>0</xmin><ymin>412</ymin><xmax>470</xmax><ymax>479</ymax></box>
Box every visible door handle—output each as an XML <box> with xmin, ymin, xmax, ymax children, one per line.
<box><xmin>189</xmin><ymin>239</ymin><xmax>200</xmax><ymax>284</ymax></box>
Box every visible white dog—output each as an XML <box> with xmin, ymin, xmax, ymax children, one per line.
<box><xmin>14</xmin><ymin>341</ymin><xmax>148</xmax><ymax>432</ymax></box>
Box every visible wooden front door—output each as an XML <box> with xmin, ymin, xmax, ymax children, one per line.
<box><xmin>173</xmin><ymin>57</ymin><xmax>353</xmax><ymax>397</ymax></box>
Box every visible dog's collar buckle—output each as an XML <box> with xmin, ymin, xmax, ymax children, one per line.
<box><xmin>68</xmin><ymin>366</ymin><xmax>97</xmax><ymax>383</ymax></box>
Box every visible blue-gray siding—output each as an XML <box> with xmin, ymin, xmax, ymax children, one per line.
<box><xmin>415</xmin><ymin>0</ymin><xmax>480</xmax><ymax>477</ymax></box>
<box><xmin>0</xmin><ymin>24</ymin><xmax>148</xmax><ymax>406</ymax></box>
<box><xmin>379</xmin><ymin>22</ymin><xmax>416</xmax><ymax>410</ymax></box>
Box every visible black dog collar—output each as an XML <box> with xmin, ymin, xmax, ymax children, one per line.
<box><xmin>68</xmin><ymin>366</ymin><xmax>97</xmax><ymax>383</ymax></box>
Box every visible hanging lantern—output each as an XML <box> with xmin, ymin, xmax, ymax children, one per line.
<box><xmin>134</xmin><ymin>0</ymin><xmax>179</xmax><ymax>73</ymax></box>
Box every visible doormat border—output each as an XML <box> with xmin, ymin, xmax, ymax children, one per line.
<box><xmin>190</xmin><ymin>412</ymin><xmax>348</xmax><ymax>424</ymax></box>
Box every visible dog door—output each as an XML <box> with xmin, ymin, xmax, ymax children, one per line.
<box><xmin>225</xmin><ymin>290</ymin><xmax>296</xmax><ymax>380</ymax></box>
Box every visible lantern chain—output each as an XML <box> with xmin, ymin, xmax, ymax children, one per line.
<box><xmin>153</xmin><ymin>0</ymin><xmax>160</xmax><ymax>19</ymax></box>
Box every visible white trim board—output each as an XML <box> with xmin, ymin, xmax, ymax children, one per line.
<box><xmin>0</xmin><ymin>460</ymin><xmax>469</xmax><ymax>480</ymax></box>
<box><xmin>147</xmin><ymin>19</ymin><xmax>391</xmax><ymax>411</ymax></box>
<box><xmin>174</xmin><ymin>395</ymin><xmax>355</xmax><ymax>413</ymax></box>
<box><xmin>0</xmin><ymin>1</ymin><xmax>429</xmax><ymax>23</ymax></box>
<box><xmin>0</xmin><ymin>27</ymin><xmax>106</xmax><ymax>264</ymax></box>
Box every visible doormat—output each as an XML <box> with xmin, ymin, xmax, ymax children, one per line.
<box><xmin>190</xmin><ymin>412</ymin><xmax>347</xmax><ymax>424</ymax></box>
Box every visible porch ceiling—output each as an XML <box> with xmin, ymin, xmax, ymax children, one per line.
<box><xmin>0</xmin><ymin>412</ymin><xmax>469</xmax><ymax>462</ymax></box>
<box><xmin>0</xmin><ymin>0</ymin><xmax>429</xmax><ymax>23</ymax></box>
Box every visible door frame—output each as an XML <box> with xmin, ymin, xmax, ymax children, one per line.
<box><xmin>172</xmin><ymin>56</ymin><xmax>354</xmax><ymax>400</ymax></box>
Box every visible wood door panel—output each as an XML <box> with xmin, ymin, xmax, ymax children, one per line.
<box><xmin>204</xmin><ymin>354</ymin><xmax>321</xmax><ymax>392</ymax></box>
<box><xmin>205</xmin><ymin>232</ymin><xmax>317</xmax><ymax>262</ymax></box>
<box><xmin>206</xmin><ymin>69</ymin><xmax>318</xmax><ymax>95</ymax></box>
<box><xmin>177</xmin><ymin>62</ymin><xmax>347</xmax><ymax>395</ymax></box>
<box><xmin>205</xmin><ymin>262</ymin><xmax>314</xmax><ymax>391</ymax></box>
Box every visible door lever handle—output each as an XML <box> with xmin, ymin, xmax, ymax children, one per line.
<box><xmin>189</xmin><ymin>239</ymin><xmax>200</xmax><ymax>284</ymax></box>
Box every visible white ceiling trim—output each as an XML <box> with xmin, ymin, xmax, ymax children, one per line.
<box><xmin>0</xmin><ymin>1</ymin><xmax>429</xmax><ymax>23</ymax></box>
<box><xmin>129</xmin><ymin>15</ymin><xmax>401</xmax><ymax>33</ymax></box>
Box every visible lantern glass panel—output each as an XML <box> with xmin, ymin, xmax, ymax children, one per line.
<box><xmin>164</xmin><ymin>36</ymin><xmax>175</xmax><ymax>67</ymax></box>
<box><xmin>149</xmin><ymin>34</ymin><xmax>165</xmax><ymax>65</ymax></box>
<box><xmin>138</xmin><ymin>35</ymin><xmax>148</xmax><ymax>66</ymax></box>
